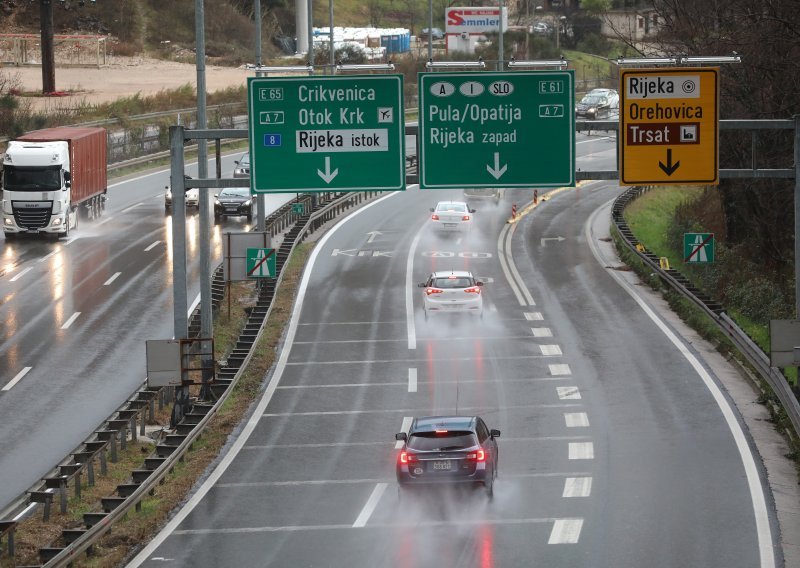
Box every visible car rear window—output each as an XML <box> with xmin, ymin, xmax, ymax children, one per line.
<box><xmin>432</xmin><ymin>277</ymin><xmax>473</xmax><ymax>289</ymax></box>
<box><xmin>436</xmin><ymin>203</ymin><xmax>466</xmax><ymax>212</ymax></box>
<box><xmin>407</xmin><ymin>431</ymin><xmax>477</xmax><ymax>451</ymax></box>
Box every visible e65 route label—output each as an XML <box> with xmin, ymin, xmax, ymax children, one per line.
<box><xmin>247</xmin><ymin>75</ymin><xmax>405</xmax><ymax>193</ymax></box>
<box><xmin>418</xmin><ymin>71</ymin><xmax>575</xmax><ymax>189</ymax></box>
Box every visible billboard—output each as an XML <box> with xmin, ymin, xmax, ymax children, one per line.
<box><xmin>445</xmin><ymin>7</ymin><xmax>509</xmax><ymax>35</ymax></box>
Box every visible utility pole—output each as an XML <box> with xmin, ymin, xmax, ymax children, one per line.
<box><xmin>329</xmin><ymin>0</ymin><xmax>335</xmax><ymax>74</ymax></box>
<box><xmin>498</xmin><ymin>0</ymin><xmax>504</xmax><ymax>71</ymax></box>
<box><xmin>40</xmin><ymin>0</ymin><xmax>56</xmax><ymax>94</ymax></box>
<box><xmin>255</xmin><ymin>0</ymin><xmax>266</xmax><ymax>232</ymax></box>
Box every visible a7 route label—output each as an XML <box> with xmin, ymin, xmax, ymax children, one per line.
<box><xmin>247</xmin><ymin>75</ymin><xmax>405</xmax><ymax>193</ymax></box>
<box><xmin>418</xmin><ymin>71</ymin><xmax>575</xmax><ymax>189</ymax></box>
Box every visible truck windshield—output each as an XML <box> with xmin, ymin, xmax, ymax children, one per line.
<box><xmin>3</xmin><ymin>166</ymin><xmax>61</xmax><ymax>191</ymax></box>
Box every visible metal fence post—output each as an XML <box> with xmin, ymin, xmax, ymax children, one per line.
<box><xmin>795</xmin><ymin>114</ymin><xmax>800</xmax><ymax>318</ymax></box>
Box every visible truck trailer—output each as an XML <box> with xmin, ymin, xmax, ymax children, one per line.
<box><xmin>2</xmin><ymin>126</ymin><xmax>107</xmax><ymax>239</ymax></box>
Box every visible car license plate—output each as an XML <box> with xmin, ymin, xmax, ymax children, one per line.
<box><xmin>444</xmin><ymin>223</ymin><xmax>458</xmax><ymax>228</ymax></box>
<box><xmin>432</xmin><ymin>460</ymin><xmax>452</xmax><ymax>471</ymax></box>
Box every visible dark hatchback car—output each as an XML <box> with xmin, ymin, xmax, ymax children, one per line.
<box><xmin>575</xmin><ymin>93</ymin><xmax>613</xmax><ymax>119</ymax></box>
<box><xmin>214</xmin><ymin>187</ymin><xmax>255</xmax><ymax>222</ymax></box>
<box><xmin>396</xmin><ymin>416</ymin><xmax>500</xmax><ymax>497</ymax></box>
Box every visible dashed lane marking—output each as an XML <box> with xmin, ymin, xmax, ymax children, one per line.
<box><xmin>524</xmin><ymin>312</ymin><xmax>544</xmax><ymax>320</ymax></box>
<box><xmin>408</xmin><ymin>368</ymin><xmax>417</xmax><ymax>393</ymax></box>
<box><xmin>275</xmin><ymin>376</ymin><xmax>573</xmax><ymax>389</ymax></box>
<box><xmin>144</xmin><ymin>240</ymin><xmax>161</xmax><ymax>252</ymax></box>
<box><xmin>2</xmin><ymin>367</ymin><xmax>32</xmax><ymax>391</ymax></box>
<box><xmin>104</xmin><ymin>272</ymin><xmax>121</xmax><ymax>286</ymax></box>
<box><xmin>564</xmin><ymin>412</ymin><xmax>590</xmax><ymax>428</ymax></box>
<box><xmin>531</xmin><ymin>327</ymin><xmax>553</xmax><ymax>337</ymax></box>
<box><xmin>60</xmin><ymin>312</ymin><xmax>81</xmax><ymax>330</ymax></box>
<box><xmin>568</xmin><ymin>442</ymin><xmax>594</xmax><ymax>460</ymax></box>
<box><xmin>9</xmin><ymin>267</ymin><xmax>32</xmax><ymax>282</ymax></box>
<box><xmin>352</xmin><ymin>483</ymin><xmax>387</xmax><ymax>527</ymax></box>
<box><xmin>548</xmin><ymin>519</ymin><xmax>584</xmax><ymax>544</ymax></box>
<box><xmin>562</xmin><ymin>477</ymin><xmax>592</xmax><ymax>498</ymax></box>
<box><xmin>549</xmin><ymin>364</ymin><xmax>571</xmax><ymax>376</ymax></box>
<box><xmin>38</xmin><ymin>250</ymin><xmax>59</xmax><ymax>263</ymax></box>
<box><xmin>540</xmin><ymin>344</ymin><xmax>563</xmax><ymax>356</ymax></box>
<box><xmin>265</xmin><ymin>404</ymin><xmax>583</xmax><ymax>419</ymax></box>
<box><xmin>557</xmin><ymin>386</ymin><xmax>581</xmax><ymax>400</ymax></box>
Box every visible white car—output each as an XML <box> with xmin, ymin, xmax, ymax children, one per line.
<box><xmin>587</xmin><ymin>88</ymin><xmax>619</xmax><ymax>110</ymax></box>
<box><xmin>430</xmin><ymin>201</ymin><xmax>475</xmax><ymax>232</ymax></box>
<box><xmin>164</xmin><ymin>176</ymin><xmax>198</xmax><ymax>212</ymax></box>
<box><xmin>419</xmin><ymin>270</ymin><xmax>484</xmax><ymax>318</ymax></box>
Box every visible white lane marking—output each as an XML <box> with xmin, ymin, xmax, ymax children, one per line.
<box><xmin>352</xmin><ymin>483</ymin><xmax>388</xmax><ymax>527</ymax></box>
<box><xmin>97</xmin><ymin>215</ymin><xmax>114</xmax><ymax>226</ymax></box>
<box><xmin>540</xmin><ymin>344</ymin><xmax>563</xmax><ymax>356</ymax></box>
<box><xmin>408</xmin><ymin>368</ymin><xmax>417</xmax><ymax>393</ymax></box>
<box><xmin>38</xmin><ymin>250</ymin><xmax>59</xmax><ymax>263</ymax></box>
<box><xmin>568</xmin><ymin>442</ymin><xmax>594</xmax><ymax>460</ymax></box>
<box><xmin>277</xmin><ymin>376</ymin><xmax>572</xmax><ymax>389</ymax></box>
<box><xmin>531</xmin><ymin>327</ymin><xmax>553</xmax><ymax>337</ymax></box>
<box><xmin>2</xmin><ymin>367</ymin><xmax>32</xmax><ymax>391</ymax></box>
<box><xmin>266</xmin><ymin>403</ymin><xmax>582</xmax><ymax>418</ymax></box>
<box><xmin>524</xmin><ymin>312</ymin><xmax>544</xmax><ymax>321</ymax></box>
<box><xmin>586</xmin><ymin>200</ymin><xmax>776</xmax><ymax>568</ymax></box>
<box><xmin>286</xmin><ymin>354</ymin><xmax>561</xmax><ymax>366</ymax></box>
<box><xmin>121</xmin><ymin>202</ymin><xmax>143</xmax><ymax>213</ymax></box>
<box><xmin>104</xmin><ymin>272</ymin><xmax>121</xmax><ymax>286</ymax></box>
<box><xmin>549</xmin><ymin>363</ymin><xmax>571</xmax><ymax>376</ymax></box>
<box><xmin>563</xmin><ymin>477</ymin><xmax>592</xmax><ymax>498</ymax></box>
<box><xmin>293</xmin><ymin>334</ymin><xmax>536</xmax><ymax>345</ymax></box>
<box><xmin>505</xmin><ymin>223</ymin><xmax>536</xmax><ymax>306</ymax></box>
<box><xmin>396</xmin><ymin>416</ymin><xmax>413</xmax><ymax>449</ymax></box>
<box><xmin>405</xmin><ymin>224</ymin><xmax>425</xmax><ymax>350</ymax></box>
<box><xmin>9</xmin><ymin>267</ymin><xmax>32</xmax><ymax>282</ymax></box>
<box><xmin>126</xmin><ymin>191</ymin><xmax>402</xmax><ymax>567</ymax></box>
<box><xmin>61</xmin><ymin>312</ymin><xmax>81</xmax><ymax>330</ymax></box>
<box><xmin>242</xmin><ymin>436</ymin><xmax>592</xmax><ymax>452</ymax></box>
<box><xmin>456</xmin><ymin>237</ymin><xmax>462</xmax><ymax>245</ymax></box>
<box><xmin>557</xmin><ymin>386</ymin><xmax>581</xmax><ymax>400</ymax></box>
<box><xmin>144</xmin><ymin>240</ymin><xmax>161</xmax><ymax>252</ymax></box>
<box><xmin>497</xmin><ymin>224</ymin><xmax>527</xmax><ymax>306</ymax></box>
<box><xmin>577</xmin><ymin>136</ymin><xmax>613</xmax><ymax>145</ymax></box>
<box><xmin>564</xmin><ymin>412</ymin><xmax>590</xmax><ymax>428</ymax></box>
<box><xmin>548</xmin><ymin>519</ymin><xmax>584</xmax><ymax>544</ymax></box>
<box><xmin>63</xmin><ymin>236</ymin><xmax>79</xmax><ymax>246</ymax></box>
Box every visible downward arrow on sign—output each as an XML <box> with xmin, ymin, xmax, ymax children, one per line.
<box><xmin>659</xmin><ymin>149</ymin><xmax>680</xmax><ymax>176</ymax></box>
<box><xmin>317</xmin><ymin>156</ymin><xmax>339</xmax><ymax>184</ymax></box>
<box><xmin>486</xmin><ymin>152</ymin><xmax>508</xmax><ymax>180</ymax></box>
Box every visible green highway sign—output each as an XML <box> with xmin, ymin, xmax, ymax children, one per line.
<box><xmin>247</xmin><ymin>75</ymin><xmax>405</xmax><ymax>193</ymax></box>
<box><xmin>683</xmin><ymin>233</ymin><xmax>715</xmax><ymax>263</ymax></box>
<box><xmin>418</xmin><ymin>71</ymin><xmax>575</xmax><ymax>189</ymax></box>
<box><xmin>246</xmin><ymin>248</ymin><xmax>276</xmax><ymax>278</ymax></box>
<box><xmin>292</xmin><ymin>202</ymin><xmax>305</xmax><ymax>214</ymax></box>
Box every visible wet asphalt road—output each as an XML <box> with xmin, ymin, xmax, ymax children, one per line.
<box><xmin>129</xmin><ymin>133</ymin><xmax>779</xmax><ymax>568</ymax></box>
<box><xmin>0</xmin><ymin>153</ymin><xmax>294</xmax><ymax>510</ymax></box>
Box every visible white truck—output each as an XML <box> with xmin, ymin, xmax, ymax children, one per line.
<box><xmin>2</xmin><ymin>126</ymin><xmax>107</xmax><ymax>239</ymax></box>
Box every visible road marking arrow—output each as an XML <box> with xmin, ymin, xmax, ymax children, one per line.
<box><xmin>366</xmin><ymin>231</ymin><xmax>383</xmax><ymax>243</ymax></box>
<box><xmin>658</xmin><ymin>149</ymin><xmax>681</xmax><ymax>176</ymax></box>
<box><xmin>540</xmin><ymin>236</ymin><xmax>566</xmax><ymax>247</ymax></box>
<box><xmin>486</xmin><ymin>152</ymin><xmax>508</xmax><ymax>180</ymax></box>
<box><xmin>317</xmin><ymin>156</ymin><xmax>339</xmax><ymax>184</ymax></box>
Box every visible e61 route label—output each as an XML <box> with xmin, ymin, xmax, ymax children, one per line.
<box><xmin>418</xmin><ymin>71</ymin><xmax>575</xmax><ymax>189</ymax></box>
<box><xmin>247</xmin><ymin>75</ymin><xmax>405</xmax><ymax>193</ymax></box>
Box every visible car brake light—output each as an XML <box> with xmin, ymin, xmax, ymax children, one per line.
<box><xmin>435</xmin><ymin>429</ymin><xmax>448</xmax><ymax>433</ymax></box>
<box><xmin>462</xmin><ymin>215</ymin><xmax>471</xmax><ymax>221</ymax></box>
<box><xmin>467</xmin><ymin>449</ymin><xmax>486</xmax><ymax>462</ymax></box>
<box><xmin>465</xmin><ymin>287</ymin><xmax>481</xmax><ymax>294</ymax></box>
<box><xmin>400</xmin><ymin>451</ymin><xmax>418</xmax><ymax>464</ymax></box>
<box><xmin>431</xmin><ymin>214</ymin><xmax>440</xmax><ymax>220</ymax></box>
<box><xmin>426</xmin><ymin>288</ymin><xmax>443</xmax><ymax>295</ymax></box>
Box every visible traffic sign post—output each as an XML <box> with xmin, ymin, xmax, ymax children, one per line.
<box><xmin>418</xmin><ymin>71</ymin><xmax>575</xmax><ymax>189</ymax></box>
<box><xmin>683</xmin><ymin>232</ymin><xmax>715</xmax><ymax>263</ymax></box>
<box><xmin>247</xmin><ymin>75</ymin><xmax>405</xmax><ymax>193</ymax></box>
<box><xmin>292</xmin><ymin>202</ymin><xmax>305</xmax><ymax>215</ymax></box>
<box><xmin>620</xmin><ymin>67</ymin><xmax>719</xmax><ymax>185</ymax></box>
<box><xmin>246</xmin><ymin>248</ymin><xmax>276</xmax><ymax>278</ymax></box>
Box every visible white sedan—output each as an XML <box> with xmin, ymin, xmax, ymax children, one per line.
<box><xmin>419</xmin><ymin>270</ymin><xmax>484</xmax><ymax>318</ymax></box>
<box><xmin>430</xmin><ymin>201</ymin><xmax>475</xmax><ymax>232</ymax></box>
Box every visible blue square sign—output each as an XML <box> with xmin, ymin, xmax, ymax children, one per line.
<box><xmin>263</xmin><ymin>134</ymin><xmax>282</xmax><ymax>147</ymax></box>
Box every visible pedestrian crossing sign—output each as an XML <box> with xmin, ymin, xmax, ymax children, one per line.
<box><xmin>683</xmin><ymin>233</ymin><xmax>714</xmax><ymax>263</ymax></box>
<box><xmin>246</xmin><ymin>248</ymin><xmax>276</xmax><ymax>278</ymax></box>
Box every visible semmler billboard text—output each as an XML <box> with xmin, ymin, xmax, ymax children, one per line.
<box><xmin>445</xmin><ymin>7</ymin><xmax>508</xmax><ymax>35</ymax></box>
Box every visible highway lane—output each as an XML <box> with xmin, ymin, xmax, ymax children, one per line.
<box><xmin>0</xmin><ymin>154</ymin><xmax>295</xmax><ymax>510</ymax></box>
<box><xmin>131</xmin><ymin>133</ymin><xmax>778</xmax><ymax>567</ymax></box>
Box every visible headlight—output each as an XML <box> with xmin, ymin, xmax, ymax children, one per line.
<box><xmin>51</xmin><ymin>217</ymin><xmax>62</xmax><ymax>226</ymax></box>
<box><xmin>4</xmin><ymin>217</ymin><xmax>13</xmax><ymax>226</ymax></box>
<box><xmin>588</xmin><ymin>107</ymin><xmax>596</xmax><ymax>112</ymax></box>
<box><xmin>243</xmin><ymin>200</ymin><xmax>252</xmax><ymax>207</ymax></box>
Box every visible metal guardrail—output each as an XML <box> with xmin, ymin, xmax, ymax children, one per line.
<box><xmin>612</xmin><ymin>186</ymin><xmax>800</xmax><ymax>438</ymax></box>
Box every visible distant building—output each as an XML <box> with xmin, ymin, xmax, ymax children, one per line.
<box><xmin>601</xmin><ymin>9</ymin><xmax>662</xmax><ymax>41</ymax></box>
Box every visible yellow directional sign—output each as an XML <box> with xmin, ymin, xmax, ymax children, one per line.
<box><xmin>619</xmin><ymin>67</ymin><xmax>719</xmax><ymax>186</ymax></box>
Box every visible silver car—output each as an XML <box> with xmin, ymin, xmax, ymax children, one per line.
<box><xmin>430</xmin><ymin>201</ymin><xmax>475</xmax><ymax>232</ymax></box>
<box><xmin>418</xmin><ymin>270</ymin><xmax>484</xmax><ymax>318</ymax></box>
<box><xmin>233</xmin><ymin>152</ymin><xmax>250</xmax><ymax>178</ymax></box>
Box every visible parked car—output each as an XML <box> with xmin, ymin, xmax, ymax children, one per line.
<box><xmin>233</xmin><ymin>152</ymin><xmax>250</xmax><ymax>178</ymax></box>
<box><xmin>214</xmin><ymin>187</ymin><xmax>255</xmax><ymax>222</ymax></box>
<box><xmin>418</xmin><ymin>270</ymin><xmax>484</xmax><ymax>318</ymax></box>
<box><xmin>531</xmin><ymin>22</ymin><xmax>551</xmax><ymax>34</ymax></box>
<box><xmin>420</xmin><ymin>27</ymin><xmax>444</xmax><ymax>40</ymax></box>
<box><xmin>396</xmin><ymin>415</ymin><xmax>500</xmax><ymax>497</ymax></box>
<box><xmin>575</xmin><ymin>93</ymin><xmax>613</xmax><ymax>119</ymax></box>
<box><xmin>164</xmin><ymin>175</ymin><xmax>197</xmax><ymax>213</ymax></box>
